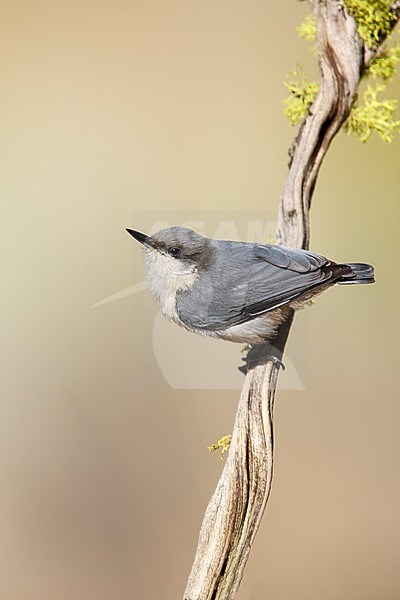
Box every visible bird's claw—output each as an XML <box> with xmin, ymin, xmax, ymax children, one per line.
<box><xmin>269</xmin><ymin>356</ymin><xmax>285</xmax><ymax>371</ymax></box>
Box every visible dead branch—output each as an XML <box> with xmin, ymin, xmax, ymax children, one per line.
<box><xmin>184</xmin><ymin>2</ymin><xmax>399</xmax><ymax>599</ymax></box>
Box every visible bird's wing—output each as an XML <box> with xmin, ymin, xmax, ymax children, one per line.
<box><xmin>253</xmin><ymin>244</ymin><xmax>328</xmax><ymax>272</ymax></box>
<box><xmin>177</xmin><ymin>243</ymin><xmax>348</xmax><ymax>331</ymax></box>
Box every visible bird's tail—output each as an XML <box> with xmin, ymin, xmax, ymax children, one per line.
<box><xmin>337</xmin><ymin>262</ymin><xmax>375</xmax><ymax>285</ymax></box>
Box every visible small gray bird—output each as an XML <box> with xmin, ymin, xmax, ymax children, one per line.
<box><xmin>127</xmin><ymin>226</ymin><xmax>374</xmax><ymax>345</ymax></box>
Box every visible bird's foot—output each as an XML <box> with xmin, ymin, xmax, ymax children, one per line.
<box><xmin>239</xmin><ymin>343</ymin><xmax>285</xmax><ymax>374</ymax></box>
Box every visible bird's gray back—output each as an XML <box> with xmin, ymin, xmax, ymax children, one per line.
<box><xmin>176</xmin><ymin>240</ymin><xmax>345</xmax><ymax>332</ymax></box>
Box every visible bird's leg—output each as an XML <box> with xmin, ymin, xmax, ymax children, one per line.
<box><xmin>238</xmin><ymin>310</ymin><xmax>294</xmax><ymax>374</ymax></box>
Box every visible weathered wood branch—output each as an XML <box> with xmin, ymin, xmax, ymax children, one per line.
<box><xmin>184</xmin><ymin>3</ymin><xmax>399</xmax><ymax>599</ymax></box>
<box><xmin>277</xmin><ymin>0</ymin><xmax>364</xmax><ymax>250</ymax></box>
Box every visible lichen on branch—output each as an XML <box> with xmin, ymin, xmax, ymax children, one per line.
<box><xmin>208</xmin><ymin>435</ymin><xmax>232</xmax><ymax>460</ymax></box>
<box><xmin>283</xmin><ymin>8</ymin><xmax>400</xmax><ymax>143</ymax></box>
<box><xmin>344</xmin><ymin>0</ymin><xmax>399</xmax><ymax>48</ymax></box>
<box><xmin>283</xmin><ymin>66</ymin><xmax>319</xmax><ymax>126</ymax></box>
<box><xmin>368</xmin><ymin>43</ymin><xmax>400</xmax><ymax>79</ymax></box>
<box><xmin>297</xmin><ymin>14</ymin><xmax>317</xmax><ymax>42</ymax></box>
<box><xmin>345</xmin><ymin>84</ymin><xmax>400</xmax><ymax>141</ymax></box>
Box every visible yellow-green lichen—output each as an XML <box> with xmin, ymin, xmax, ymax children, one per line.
<box><xmin>208</xmin><ymin>435</ymin><xmax>232</xmax><ymax>460</ymax></box>
<box><xmin>368</xmin><ymin>44</ymin><xmax>400</xmax><ymax>80</ymax></box>
<box><xmin>297</xmin><ymin>14</ymin><xmax>317</xmax><ymax>42</ymax></box>
<box><xmin>345</xmin><ymin>84</ymin><xmax>400</xmax><ymax>142</ymax></box>
<box><xmin>344</xmin><ymin>0</ymin><xmax>398</xmax><ymax>48</ymax></box>
<box><xmin>283</xmin><ymin>10</ymin><xmax>400</xmax><ymax>139</ymax></box>
<box><xmin>283</xmin><ymin>66</ymin><xmax>319</xmax><ymax>126</ymax></box>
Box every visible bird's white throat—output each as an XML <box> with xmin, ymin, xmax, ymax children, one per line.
<box><xmin>144</xmin><ymin>248</ymin><xmax>198</xmax><ymax>321</ymax></box>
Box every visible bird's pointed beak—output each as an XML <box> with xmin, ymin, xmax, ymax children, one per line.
<box><xmin>126</xmin><ymin>228</ymin><xmax>154</xmax><ymax>248</ymax></box>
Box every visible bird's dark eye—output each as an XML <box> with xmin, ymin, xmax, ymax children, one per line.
<box><xmin>168</xmin><ymin>246</ymin><xmax>181</xmax><ymax>257</ymax></box>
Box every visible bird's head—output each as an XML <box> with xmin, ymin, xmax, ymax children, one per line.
<box><xmin>126</xmin><ymin>226</ymin><xmax>214</xmax><ymax>275</ymax></box>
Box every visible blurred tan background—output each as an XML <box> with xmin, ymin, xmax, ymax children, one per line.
<box><xmin>2</xmin><ymin>1</ymin><xmax>400</xmax><ymax>599</ymax></box>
